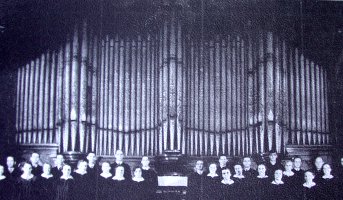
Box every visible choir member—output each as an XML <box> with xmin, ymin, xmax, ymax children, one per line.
<box><xmin>337</xmin><ymin>157</ymin><xmax>343</xmax><ymax>200</ymax></box>
<box><xmin>336</xmin><ymin>157</ymin><xmax>343</xmax><ymax>178</ymax></box>
<box><xmin>302</xmin><ymin>171</ymin><xmax>319</xmax><ymax>200</ymax></box>
<box><xmin>37</xmin><ymin>163</ymin><xmax>55</xmax><ymax>200</ymax></box>
<box><xmin>86</xmin><ymin>152</ymin><xmax>98</xmax><ymax>200</ymax></box>
<box><xmin>97</xmin><ymin>162</ymin><xmax>112</xmax><ymax>200</ymax></box>
<box><xmin>219</xmin><ymin>168</ymin><xmax>237</xmax><ymax>200</ymax></box>
<box><xmin>268</xmin><ymin>169</ymin><xmax>287</xmax><ymax>200</ymax></box>
<box><xmin>255</xmin><ymin>164</ymin><xmax>270</xmax><ymax>200</ymax></box>
<box><xmin>131</xmin><ymin>167</ymin><xmax>149</xmax><ymax>200</ymax></box>
<box><xmin>140</xmin><ymin>156</ymin><xmax>157</xmax><ymax>198</ymax></box>
<box><xmin>266</xmin><ymin>151</ymin><xmax>283</xmax><ymax>177</ymax></box>
<box><xmin>187</xmin><ymin>160</ymin><xmax>205</xmax><ymax>200</ymax></box>
<box><xmin>313</xmin><ymin>157</ymin><xmax>324</xmax><ymax>183</ymax></box>
<box><xmin>283</xmin><ymin>160</ymin><xmax>297</xmax><ymax>199</ymax></box>
<box><xmin>232</xmin><ymin>164</ymin><xmax>245</xmax><ymax>181</ymax></box>
<box><xmin>204</xmin><ymin>163</ymin><xmax>220</xmax><ymax>199</ymax></box>
<box><xmin>29</xmin><ymin>152</ymin><xmax>43</xmax><ymax>177</ymax></box>
<box><xmin>111</xmin><ymin>166</ymin><xmax>131</xmax><ymax>200</ymax></box>
<box><xmin>0</xmin><ymin>164</ymin><xmax>13</xmax><ymax>200</ymax></box>
<box><xmin>51</xmin><ymin>155</ymin><xmax>64</xmax><ymax>178</ymax></box>
<box><xmin>72</xmin><ymin>160</ymin><xmax>92</xmax><ymax>200</ymax></box>
<box><xmin>242</xmin><ymin>157</ymin><xmax>257</xmax><ymax>180</ymax></box>
<box><xmin>317</xmin><ymin>163</ymin><xmax>338</xmax><ymax>200</ymax></box>
<box><xmin>111</xmin><ymin>150</ymin><xmax>132</xmax><ymax>180</ymax></box>
<box><xmin>218</xmin><ymin>155</ymin><xmax>229</xmax><ymax>179</ymax></box>
<box><xmin>4</xmin><ymin>156</ymin><xmax>20</xmax><ymax>181</ymax></box>
<box><xmin>16</xmin><ymin>162</ymin><xmax>38</xmax><ymax>200</ymax></box>
<box><xmin>232</xmin><ymin>164</ymin><xmax>250</xmax><ymax>200</ymax></box>
<box><xmin>292</xmin><ymin>157</ymin><xmax>305</xmax><ymax>185</ymax></box>
<box><xmin>55</xmin><ymin>165</ymin><xmax>75</xmax><ymax>200</ymax></box>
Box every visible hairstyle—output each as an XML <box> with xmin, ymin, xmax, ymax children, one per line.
<box><xmin>77</xmin><ymin>160</ymin><xmax>87</xmax><ymax>168</ymax></box>
<box><xmin>18</xmin><ymin>161</ymin><xmax>31</xmax><ymax>172</ymax></box>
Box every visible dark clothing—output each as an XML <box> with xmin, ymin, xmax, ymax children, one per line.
<box><xmin>141</xmin><ymin>168</ymin><xmax>158</xmax><ymax>198</ymax></box>
<box><xmin>292</xmin><ymin>169</ymin><xmax>305</xmax><ymax>185</ymax></box>
<box><xmin>231</xmin><ymin>177</ymin><xmax>249</xmax><ymax>200</ymax></box>
<box><xmin>0</xmin><ymin>177</ymin><xmax>14</xmax><ymax>200</ymax></box>
<box><xmin>4</xmin><ymin>167</ymin><xmax>20</xmax><ymax>182</ymax></box>
<box><xmin>130</xmin><ymin>180</ymin><xmax>149</xmax><ymax>200</ymax></box>
<box><xmin>37</xmin><ymin>176</ymin><xmax>55</xmax><ymax>200</ymax></box>
<box><xmin>15</xmin><ymin>176</ymin><xmax>38</xmax><ymax>200</ymax></box>
<box><xmin>313</xmin><ymin>169</ymin><xmax>324</xmax><ymax>183</ymax></box>
<box><xmin>243</xmin><ymin>168</ymin><xmax>258</xmax><ymax>180</ymax></box>
<box><xmin>187</xmin><ymin>172</ymin><xmax>205</xmax><ymax>200</ymax></box>
<box><xmin>72</xmin><ymin>172</ymin><xmax>92</xmax><ymax>200</ymax></box>
<box><xmin>30</xmin><ymin>165</ymin><xmax>43</xmax><ymax>177</ymax></box>
<box><xmin>110</xmin><ymin>162</ymin><xmax>132</xmax><ymax>180</ymax></box>
<box><xmin>97</xmin><ymin>175</ymin><xmax>112</xmax><ymax>200</ymax></box>
<box><xmin>218</xmin><ymin>181</ymin><xmax>238</xmax><ymax>200</ymax></box>
<box><xmin>255</xmin><ymin>177</ymin><xmax>271</xmax><ymax>200</ymax></box>
<box><xmin>203</xmin><ymin>175</ymin><xmax>221</xmax><ymax>200</ymax></box>
<box><xmin>268</xmin><ymin>182</ymin><xmax>287</xmax><ymax>200</ymax></box>
<box><xmin>51</xmin><ymin>166</ymin><xmax>63</xmax><ymax>179</ymax></box>
<box><xmin>302</xmin><ymin>185</ymin><xmax>319</xmax><ymax>200</ymax></box>
<box><xmin>317</xmin><ymin>177</ymin><xmax>338</xmax><ymax>200</ymax></box>
<box><xmin>110</xmin><ymin>179</ymin><xmax>132</xmax><ymax>200</ymax></box>
<box><xmin>266</xmin><ymin>161</ymin><xmax>283</xmax><ymax>177</ymax></box>
<box><xmin>55</xmin><ymin>178</ymin><xmax>75</xmax><ymax>200</ymax></box>
<box><xmin>283</xmin><ymin>174</ymin><xmax>298</xmax><ymax>200</ymax></box>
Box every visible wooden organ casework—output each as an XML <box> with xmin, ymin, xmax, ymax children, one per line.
<box><xmin>14</xmin><ymin>6</ymin><xmax>331</xmax><ymax>164</ymax></box>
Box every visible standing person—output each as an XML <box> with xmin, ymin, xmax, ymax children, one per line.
<box><xmin>232</xmin><ymin>164</ymin><xmax>247</xmax><ymax>200</ymax></box>
<box><xmin>111</xmin><ymin>150</ymin><xmax>131</xmax><ymax>180</ymax></box>
<box><xmin>15</xmin><ymin>162</ymin><xmax>38</xmax><ymax>200</ymax></box>
<box><xmin>317</xmin><ymin>163</ymin><xmax>338</xmax><ymax>200</ymax></box>
<box><xmin>255</xmin><ymin>164</ymin><xmax>270</xmax><ymax>200</ymax></box>
<box><xmin>266</xmin><ymin>151</ymin><xmax>283</xmax><ymax>177</ymax></box>
<box><xmin>242</xmin><ymin>157</ymin><xmax>257</xmax><ymax>180</ymax></box>
<box><xmin>313</xmin><ymin>157</ymin><xmax>324</xmax><ymax>183</ymax></box>
<box><xmin>110</xmin><ymin>166</ymin><xmax>131</xmax><ymax>200</ymax></box>
<box><xmin>51</xmin><ymin>155</ymin><xmax>65</xmax><ymax>178</ymax></box>
<box><xmin>268</xmin><ymin>169</ymin><xmax>287</xmax><ymax>200</ymax></box>
<box><xmin>187</xmin><ymin>160</ymin><xmax>205</xmax><ymax>200</ymax></box>
<box><xmin>86</xmin><ymin>152</ymin><xmax>98</xmax><ymax>200</ymax></box>
<box><xmin>4</xmin><ymin>156</ymin><xmax>20</xmax><ymax>181</ymax></box>
<box><xmin>292</xmin><ymin>157</ymin><xmax>305</xmax><ymax>185</ymax></box>
<box><xmin>219</xmin><ymin>168</ymin><xmax>237</xmax><ymax>200</ymax></box>
<box><xmin>302</xmin><ymin>171</ymin><xmax>319</xmax><ymax>200</ymax></box>
<box><xmin>130</xmin><ymin>167</ymin><xmax>149</xmax><ymax>200</ymax></box>
<box><xmin>37</xmin><ymin>163</ymin><xmax>55</xmax><ymax>200</ymax></box>
<box><xmin>55</xmin><ymin>165</ymin><xmax>75</xmax><ymax>200</ymax></box>
<box><xmin>218</xmin><ymin>156</ymin><xmax>229</xmax><ymax>179</ymax></box>
<box><xmin>204</xmin><ymin>163</ymin><xmax>220</xmax><ymax>200</ymax></box>
<box><xmin>29</xmin><ymin>152</ymin><xmax>43</xmax><ymax>177</ymax></box>
<box><xmin>283</xmin><ymin>160</ymin><xmax>297</xmax><ymax>199</ymax></box>
<box><xmin>140</xmin><ymin>156</ymin><xmax>157</xmax><ymax>198</ymax></box>
<box><xmin>72</xmin><ymin>160</ymin><xmax>91</xmax><ymax>200</ymax></box>
<box><xmin>0</xmin><ymin>164</ymin><xmax>13</xmax><ymax>200</ymax></box>
<box><xmin>97</xmin><ymin>162</ymin><xmax>112</xmax><ymax>200</ymax></box>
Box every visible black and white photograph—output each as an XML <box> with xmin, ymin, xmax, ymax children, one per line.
<box><xmin>0</xmin><ymin>0</ymin><xmax>343</xmax><ymax>199</ymax></box>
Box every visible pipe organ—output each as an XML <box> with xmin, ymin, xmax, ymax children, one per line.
<box><xmin>15</xmin><ymin>16</ymin><xmax>330</xmax><ymax>158</ymax></box>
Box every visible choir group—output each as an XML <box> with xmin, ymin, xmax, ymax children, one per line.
<box><xmin>0</xmin><ymin>150</ymin><xmax>157</xmax><ymax>200</ymax></box>
<box><xmin>1</xmin><ymin>150</ymin><xmax>343</xmax><ymax>200</ymax></box>
<box><xmin>188</xmin><ymin>152</ymin><xmax>343</xmax><ymax>200</ymax></box>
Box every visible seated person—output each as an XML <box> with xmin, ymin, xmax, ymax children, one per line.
<box><xmin>187</xmin><ymin>160</ymin><xmax>205</xmax><ymax>200</ymax></box>
<box><xmin>72</xmin><ymin>160</ymin><xmax>92</xmax><ymax>200</ymax></box>
<box><xmin>111</xmin><ymin>150</ymin><xmax>131</xmax><ymax>180</ymax></box>
<box><xmin>37</xmin><ymin>163</ymin><xmax>55</xmax><ymax>200</ymax></box>
<box><xmin>51</xmin><ymin>154</ymin><xmax>65</xmax><ymax>178</ymax></box>
<box><xmin>55</xmin><ymin>165</ymin><xmax>75</xmax><ymax>200</ymax></box>
<box><xmin>219</xmin><ymin>168</ymin><xmax>237</xmax><ymax>200</ymax></box>
<box><xmin>29</xmin><ymin>152</ymin><xmax>43</xmax><ymax>176</ymax></box>
<box><xmin>16</xmin><ymin>162</ymin><xmax>38</xmax><ymax>200</ymax></box>
<box><xmin>255</xmin><ymin>164</ymin><xmax>270</xmax><ymax>200</ymax></box>
<box><xmin>317</xmin><ymin>163</ymin><xmax>338</xmax><ymax>200</ymax></box>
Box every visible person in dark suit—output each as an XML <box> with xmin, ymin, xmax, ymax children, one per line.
<box><xmin>110</xmin><ymin>150</ymin><xmax>131</xmax><ymax>180</ymax></box>
<box><xmin>4</xmin><ymin>156</ymin><xmax>20</xmax><ymax>181</ymax></box>
<box><xmin>313</xmin><ymin>157</ymin><xmax>324</xmax><ymax>183</ymax></box>
<box><xmin>187</xmin><ymin>160</ymin><xmax>205</xmax><ymax>200</ymax></box>
<box><xmin>266</xmin><ymin>151</ymin><xmax>283</xmax><ymax>177</ymax></box>
<box><xmin>29</xmin><ymin>152</ymin><xmax>43</xmax><ymax>177</ymax></box>
<box><xmin>242</xmin><ymin>157</ymin><xmax>257</xmax><ymax>180</ymax></box>
<box><xmin>51</xmin><ymin>154</ymin><xmax>64</xmax><ymax>178</ymax></box>
<box><xmin>218</xmin><ymin>156</ymin><xmax>229</xmax><ymax>179</ymax></box>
